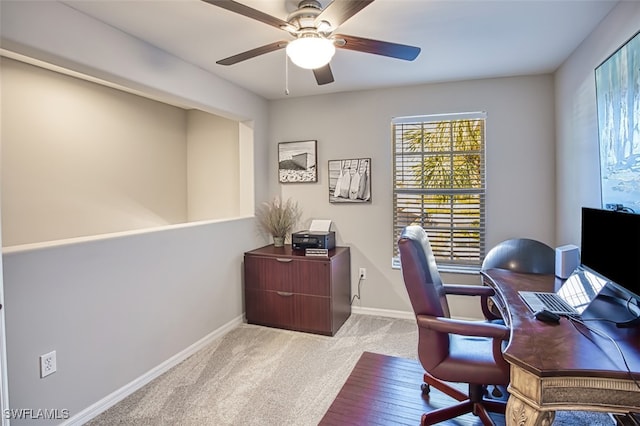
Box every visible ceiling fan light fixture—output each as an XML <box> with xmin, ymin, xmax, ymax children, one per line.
<box><xmin>286</xmin><ymin>36</ymin><xmax>335</xmax><ymax>69</ymax></box>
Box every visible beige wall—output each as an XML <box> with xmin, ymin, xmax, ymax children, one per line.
<box><xmin>1</xmin><ymin>57</ymin><xmax>246</xmax><ymax>246</ymax></box>
<box><xmin>269</xmin><ymin>75</ymin><xmax>557</xmax><ymax>317</ymax></box>
<box><xmin>187</xmin><ymin>111</ymin><xmax>240</xmax><ymax>221</ymax></box>
<box><xmin>1</xmin><ymin>58</ymin><xmax>187</xmax><ymax>245</ymax></box>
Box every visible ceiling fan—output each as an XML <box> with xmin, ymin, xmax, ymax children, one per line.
<box><xmin>202</xmin><ymin>0</ymin><xmax>421</xmax><ymax>85</ymax></box>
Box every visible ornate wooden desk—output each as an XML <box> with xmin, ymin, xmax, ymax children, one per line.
<box><xmin>482</xmin><ymin>268</ymin><xmax>640</xmax><ymax>426</ymax></box>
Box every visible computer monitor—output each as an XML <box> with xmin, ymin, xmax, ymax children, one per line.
<box><xmin>580</xmin><ymin>207</ymin><xmax>640</xmax><ymax>299</ymax></box>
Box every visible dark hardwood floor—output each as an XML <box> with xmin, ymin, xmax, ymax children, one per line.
<box><xmin>319</xmin><ymin>351</ymin><xmax>504</xmax><ymax>426</ymax></box>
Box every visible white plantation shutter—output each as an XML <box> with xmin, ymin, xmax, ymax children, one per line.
<box><xmin>392</xmin><ymin>112</ymin><xmax>486</xmax><ymax>271</ymax></box>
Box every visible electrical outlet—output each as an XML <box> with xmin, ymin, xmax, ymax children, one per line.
<box><xmin>359</xmin><ymin>268</ymin><xmax>367</xmax><ymax>279</ymax></box>
<box><xmin>40</xmin><ymin>351</ymin><xmax>56</xmax><ymax>378</ymax></box>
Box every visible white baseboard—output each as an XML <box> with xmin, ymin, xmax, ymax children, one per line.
<box><xmin>351</xmin><ymin>306</ymin><xmax>478</xmax><ymax>322</ymax></box>
<box><xmin>63</xmin><ymin>315</ymin><xmax>244</xmax><ymax>426</ymax></box>
<box><xmin>352</xmin><ymin>306</ymin><xmax>415</xmax><ymax>320</ymax></box>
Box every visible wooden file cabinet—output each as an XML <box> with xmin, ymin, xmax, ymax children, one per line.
<box><xmin>243</xmin><ymin>245</ymin><xmax>351</xmax><ymax>336</ymax></box>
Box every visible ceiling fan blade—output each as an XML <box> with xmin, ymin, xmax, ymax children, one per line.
<box><xmin>202</xmin><ymin>0</ymin><xmax>292</xmax><ymax>31</ymax></box>
<box><xmin>313</xmin><ymin>64</ymin><xmax>334</xmax><ymax>85</ymax></box>
<box><xmin>216</xmin><ymin>41</ymin><xmax>288</xmax><ymax>66</ymax></box>
<box><xmin>334</xmin><ymin>34</ymin><xmax>420</xmax><ymax>61</ymax></box>
<box><xmin>315</xmin><ymin>0</ymin><xmax>374</xmax><ymax>29</ymax></box>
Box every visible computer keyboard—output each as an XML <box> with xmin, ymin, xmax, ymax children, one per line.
<box><xmin>536</xmin><ymin>293</ymin><xmax>573</xmax><ymax>313</ymax></box>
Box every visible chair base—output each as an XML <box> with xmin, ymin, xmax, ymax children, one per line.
<box><xmin>420</xmin><ymin>373</ymin><xmax>507</xmax><ymax>426</ymax></box>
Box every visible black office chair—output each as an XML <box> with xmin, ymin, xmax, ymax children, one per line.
<box><xmin>398</xmin><ymin>226</ymin><xmax>510</xmax><ymax>425</ymax></box>
<box><xmin>482</xmin><ymin>238</ymin><xmax>555</xmax><ymax>275</ymax></box>
<box><xmin>478</xmin><ymin>238</ymin><xmax>555</xmax><ymax>401</ymax></box>
<box><xmin>481</xmin><ymin>237</ymin><xmax>555</xmax><ymax>324</ymax></box>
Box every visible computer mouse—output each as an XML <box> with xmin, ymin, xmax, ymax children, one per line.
<box><xmin>534</xmin><ymin>309</ymin><xmax>561</xmax><ymax>324</ymax></box>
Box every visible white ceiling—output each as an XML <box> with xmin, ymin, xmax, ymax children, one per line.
<box><xmin>62</xmin><ymin>0</ymin><xmax>618</xmax><ymax>100</ymax></box>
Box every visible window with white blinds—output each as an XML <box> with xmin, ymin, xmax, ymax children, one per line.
<box><xmin>392</xmin><ymin>113</ymin><xmax>486</xmax><ymax>271</ymax></box>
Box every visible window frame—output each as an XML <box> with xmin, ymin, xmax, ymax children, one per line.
<box><xmin>391</xmin><ymin>112</ymin><xmax>487</xmax><ymax>273</ymax></box>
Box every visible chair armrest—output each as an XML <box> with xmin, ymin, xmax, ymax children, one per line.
<box><xmin>444</xmin><ymin>284</ymin><xmax>495</xmax><ymax>297</ymax></box>
<box><xmin>416</xmin><ymin>314</ymin><xmax>510</xmax><ymax>341</ymax></box>
<box><xmin>444</xmin><ymin>284</ymin><xmax>501</xmax><ymax>321</ymax></box>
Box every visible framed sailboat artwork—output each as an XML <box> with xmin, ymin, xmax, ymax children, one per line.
<box><xmin>328</xmin><ymin>158</ymin><xmax>371</xmax><ymax>203</ymax></box>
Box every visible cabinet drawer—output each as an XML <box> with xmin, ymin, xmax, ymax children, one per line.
<box><xmin>245</xmin><ymin>255</ymin><xmax>330</xmax><ymax>296</ymax></box>
<box><xmin>293</xmin><ymin>294</ymin><xmax>331</xmax><ymax>334</ymax></box>
<box><xmin>245</xmin><ymin>289</ymin><xmax>331</xmax><ymax>334</ymax></box>
<box><xmin>245</xmin><ymin>289</ymin><xmax>294</xmax><ymax>329</ymax></box>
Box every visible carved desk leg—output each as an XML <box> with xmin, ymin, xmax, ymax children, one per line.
<box><xmin>507</xmin><ymin>367</ymin><xmax>555</xmax><ymax>426</ymax></box>
<box><xmin>506</xmin><ymin>394</ymin><xmax>555</xmax><ymax>426</ymax></box>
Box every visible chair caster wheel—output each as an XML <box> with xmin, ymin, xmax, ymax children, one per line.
<box><xmin>421</xmin><ymin>383</ymin><xmax>430</xmax><ymax>395</ymax></box>
<box><xmin>492</xmin><ymin>386</ymin><xmax>503</xmax><ymax>398</ymax></box>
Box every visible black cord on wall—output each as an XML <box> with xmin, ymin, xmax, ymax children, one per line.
<box><xmin>350</xmin><ymin>273</ymin><xmax>365</xmax><ymax>305</ymax></box>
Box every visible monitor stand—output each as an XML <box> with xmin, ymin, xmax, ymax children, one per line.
<box><xmin>584</xmin><ymin>287</ymin><xmax>640</xmax><ymax>328</ymax></box>
<box><xmin>616</xmin><ymin>316</ymin><xmax>640</xmax><ymax>328</ymax></box>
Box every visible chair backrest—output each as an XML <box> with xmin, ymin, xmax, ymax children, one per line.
<box><xmin>482</xmin><ymin>238</ymin><xmax>555</xmax><ymax>275</ymax></box>
<box><xmin>398</xmin><ymin>226</ymin><xmax>451</xmax><ymax>319</ymax></box>
<box><xmin>398</xmin><ymin>226</ymin><xmax>451</xmax><ymax>369</ymax></box>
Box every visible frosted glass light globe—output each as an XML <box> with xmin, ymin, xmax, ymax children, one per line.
<box><xmin>286</xmin><ymin>37</ymin><xmax>336</xmax><ymax>69</ymax></box>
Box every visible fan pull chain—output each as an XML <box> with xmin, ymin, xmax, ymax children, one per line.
<box><xmin>284</xmin><ymin>52</ymin><xmax>290</xmax><ymax>96</ymax></box>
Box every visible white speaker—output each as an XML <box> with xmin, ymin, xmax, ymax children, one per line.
<box><xmin>555</xmin><ymin>245</ymin><xmax>580</xmax><ymax>279</ymax></box>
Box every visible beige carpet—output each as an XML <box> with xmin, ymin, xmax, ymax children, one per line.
<box><xmin>86</xmin><ymin>315</ymin><xmax>417</xmax><ymax>425</ymax></box>
<box><xmin>86</xmin><ymin>314</ymin><xmax>614</xmax><ymax>425</ymax></box>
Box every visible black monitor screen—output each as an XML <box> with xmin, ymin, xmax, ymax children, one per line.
<box><xmin>581</xmin><ymin>207</ymin><xmax>640</xmax><ymax>297</ymax></box>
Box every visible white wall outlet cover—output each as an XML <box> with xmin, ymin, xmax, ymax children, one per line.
<box><xmin>40</xmin><ymin>350</ymin><xmax>57</xmax><ymax>378</ymax></box>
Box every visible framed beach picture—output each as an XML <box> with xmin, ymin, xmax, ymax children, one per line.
<box><xmin>595</xmin><ymin>30</ymin><xmax>640</xmax><ymax>212</ymax></box>
<box><xmin>329</xmin><ymin>158</ymin><xmax>371</xmax><ymax>203</ymax></box>
<box><xmin>278</xmin><ymin>140</ymin><xmax>317</xmax><ymax>183</ymax></box>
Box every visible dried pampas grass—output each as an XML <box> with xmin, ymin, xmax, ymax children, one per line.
<box><xmin>256</xmin><ymin>197</ymin><xmax>302</xmax><ymax>240</ymax></box>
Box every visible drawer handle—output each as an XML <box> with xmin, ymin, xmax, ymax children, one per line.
<box><xmin>276</xmin><ymin>291</ymin><xmax>294</xmax><ymax>297</ymax></box>
<box><xmin>276</xmin><ymin>258</ymin><xmax>293</xmax><ymax>263</ymax></box>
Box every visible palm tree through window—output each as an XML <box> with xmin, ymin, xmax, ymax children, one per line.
<box><xmin>392</xmin><ymin>113</ymin><xmax>486</xmax><ymax>270</ymax></box>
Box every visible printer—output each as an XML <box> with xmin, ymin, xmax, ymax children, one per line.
<box><xmin>291</xmin><ymin>230</ymin><xmax>336</xmax><ymax>251</ymax></box>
